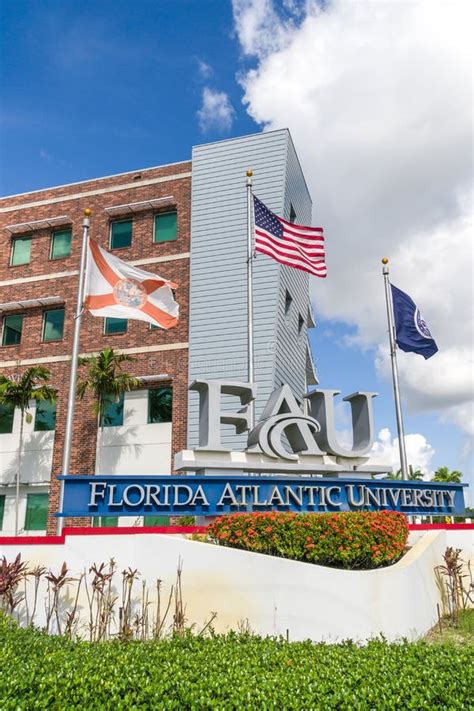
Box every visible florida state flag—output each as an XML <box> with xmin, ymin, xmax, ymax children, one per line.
<box><xmin>84</xmin><ymin>239</ymin><xmax>179</xmax><ymax>329</ymax></box>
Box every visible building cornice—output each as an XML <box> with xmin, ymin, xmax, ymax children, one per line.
<box><xmin>0</xmin><ymin>172</ymin><xmax>192</xmax><ymax>214</ymax></box>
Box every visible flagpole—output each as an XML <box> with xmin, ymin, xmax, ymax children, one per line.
<box><xmin>246</xmin><ymin>169</ymin><xmax>255</xmax><ymax>430</ymax></box>
<box><xmin>56</xmin><ymin>208</ymin><xmax>91</xmax><ymax>534</ymax></box>
<box><xmin>382</xmin><ymin>257</ymin><xmax>409</xmax><ymax>481</ymax></box>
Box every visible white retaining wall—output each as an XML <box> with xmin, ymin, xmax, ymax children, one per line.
<box><xmin>1</xmin><ymin>528</ymin><xmax>472</xmax><ymax>642</ymax></box>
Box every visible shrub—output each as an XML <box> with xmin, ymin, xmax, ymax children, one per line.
<box><xmin>0</xmin><ymin>614</ymin><xmax>472</xmax><ymax>709</ymax></box>
<box><xmin>208</xmin><ymin>511</ymin><xmax>408</xmax><ymax>569</ymax></box>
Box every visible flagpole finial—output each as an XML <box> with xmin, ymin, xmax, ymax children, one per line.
<box><xmin>246</xmin><ymin>169</ymin><xmax>253</xmax><ymax>177</ymax></box>
<box><xmin>84</xmin><ymin>208</ymin><xmax>92</xmax><ymax>217</ymax></box>
<box><xmin>381</xmin><ymin>257</ymin><xmax>389</xmax><ymax>264</ymax></box>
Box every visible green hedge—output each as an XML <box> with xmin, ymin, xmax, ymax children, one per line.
<box><xmin>208</xmin><ymin>511</ymin><xmax>409</xmax><ymax>569</ymax></box>
<box><xmin>0</xmin><ymin>615</ymin><xmax>472</xmax><ymax>709</ymax></box>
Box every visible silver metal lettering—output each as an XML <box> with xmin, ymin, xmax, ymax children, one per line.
<box><xmin>123</xmin><ymin>485</ymin><xmax>145</xmax><ymax>507</ymax></box>
<box><xmin>191</xmin><ymin>485</ymin><xmax>209</xmax><ymax>507</ymax></box>
<box><xmin>173</xmin><ymin>485</ymin><xmax>193</xmax><ymax>506</ymax></box>
<box><xmin>306</xmin><ymin>389</ymin><xmax>377</xmax><ymax>458</ymax></box>
<box><xmin>217</xmin><ymin>483</ymin><xmax>239</xmax><ymax>507</ymax></box>
<box><xmin>89</xmin><ymin>482</ymin><xmax>107</xmax><ymax>507</ymax></box>
<box><xmin>190</xmin><ymin>380</ymin><xmax>256</xmax><ymax>451</ymax></box>
<box><xmin>326</xmin><ymin>486</ymin><xmax>342</xmax><ymax>507</ymax></box>
<box><xmin>144</xmin><ymin>485</ymin><xmax>161</xmax><ymax>508</ymax></box>
<box><xmin>365</xmin><ymin>488</ymin><xmax>382</xmax><ymax>507</ymax></box>
<box><xmin>346</xmin><ymin>484</ymin><xmax>365</xmax><ymax>507</ymax></box>
<box><xmin>284</xmin><ymin>486</ymin><xmax>303</xmax><ymax>507</ymax></box>
<box><xmin>268</xmin><ymin>486</ymin><xmax>285</xmax><ymax>506</ymax></box>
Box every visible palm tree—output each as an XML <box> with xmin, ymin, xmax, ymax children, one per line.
<box><xmin>431</xmin><ymin>467</ymin><xmax>462</xmax><ymax>484</ymax></box>
<box><xmin>385</xmin><ymin>465</ymin><xmax>424</xmax><ymax>481</ymax></box>
<box><xmin>77</xmin><ymin>348</ymin><xmax>141</xmax><ymax>474</ymax></box>
<box><xmin>0</xmin><ymin>367</ymin><xmax>57</xmax><ymax>535</ymax></box>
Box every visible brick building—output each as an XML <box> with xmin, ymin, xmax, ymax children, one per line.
<box><xmin>0</xmin><ymin>129</ymin><xmax>317</xmax><ymax>536</ymax></box>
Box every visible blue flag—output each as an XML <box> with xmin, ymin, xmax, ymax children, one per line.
<box><xmin>391</xmin><ymin>285</ymin><xmax>438</xmax><ymax>359</ymax></box>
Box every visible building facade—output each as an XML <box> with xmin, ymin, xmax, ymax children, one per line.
<box><xmin>0</xmin><ymin>129</ymin><xmax>316</xmax><ymax>536</ymax></box>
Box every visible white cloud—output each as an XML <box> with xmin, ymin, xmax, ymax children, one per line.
<box><xmin>232</xmin><ymin>0</ymin><xmax>474</xmax><ymax>441</ymax></box>
<box><xmin>370</xmin><ymin>428</ymin><xmax>435</xmax><ymax>477</ymax></box>
<box><xmin>197</xmin><ymin>87</ymin><xmax>235</xmax><ymax>133</ymax></box>
<box><xmin>197</xmin><ymin>59</ymin><xmax>213</xmax><ymax>79</ymax></box>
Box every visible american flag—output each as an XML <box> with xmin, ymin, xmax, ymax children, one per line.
<box><xmin>253</xmin><ymin>196</ymin><xmax>326</xmax><ymax>278</ymax></box>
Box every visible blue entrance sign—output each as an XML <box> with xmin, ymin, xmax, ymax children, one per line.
<box><xmin>58</xmin><ymin>475</ymin><xmax>467</xmax><ymax>518</ymax></box>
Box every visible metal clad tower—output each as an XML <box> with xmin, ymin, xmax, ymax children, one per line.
<box><xmin>188</xmin><ymin>129</ymin><xmax>316</xmax><ymax>448</ymax></box>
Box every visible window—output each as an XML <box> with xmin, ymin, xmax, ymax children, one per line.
<box><xmin>51</xmin><ymin>228</ymin><xmax>72</xmax><ymax>259</ymax></box>
<box><xmin>92</xmin><ymin>516</ymin><xmax>119</xmax><ymax>528</ymax></box>
<box><xmin>0</xmin><ymin>495</ymin><xmax>5</xmax><ymax>530</ymax></box>
<box><xmin>154</xmin><ymin>212</ymin><xmax>177</xmax><ymax>243</ymax></box>
<box><xmin>10</xmin><ymin>236</ymin><xmax>32</xmax><ymax>266</ymax></box>
<box><xmin>2</xmin><ymin>314</ymin><xmax>23</xmax><ymax>346</ymax></box>
<box><xmin>284</xmin><ymin>290</ymin><xmax>293</xmax><ymax>316</ymax></box>
<box><xmin>34</xmin><ymin>400</ymin><xmax>56</xmax><ymax>432</ymax></box>
<box><xmin>289</xmin><ymin>204</ymin><xmax>296</xmax><ymax>223</ymax></box>
<box><xmin>110</xmin><ymin>220</ymin><xmax>132</xmax><ymax>249</ymax></box>
<box><xmin>100</xmin><ymin>392</ymin><xmax>124</xmax><ymax>427</ymax></box>
<box><xmin>143</xmin><ymin>515</ymin><xmax>170</xmax><ymax>527</ymax></box>
<box><xmin>24</xmin><ymin>493</ymin><xmax>49</xmax><ymax>531</ymax></box>
<box><xmin>148</xmin><ymin>387</ymin><xmax>172</xmax><ymax>424</ymax></box>
<box><xmin>0</xmin><ymin>402</ymin><xmax>15</xmax><ymax>434</ymax></box>
<box><xmin>104</xmin><ymin>317</ymin><xmax>128</xmax><ymax>334</ymax></box>
<box><xmin>42</xmin><ymin>309</ymin><xmax>65</xmax><ymax>342</ymax></box>
<box><xmin>298</xmin><ymin>314</ymin><xmax>305</xmax><ymax>337</ymax></box>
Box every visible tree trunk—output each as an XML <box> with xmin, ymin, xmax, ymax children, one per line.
<box><xmin>15</xmin><ymin>410</ymin><xmax>24</xmax><ymax>536</ymax></box>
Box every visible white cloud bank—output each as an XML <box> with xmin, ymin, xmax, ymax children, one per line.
<box><xmin>232</xmin><ymin>0</ymin><xmax>474</xmax><ymax>444</ymax></box>
<box><xmin>370</xmin><ymin>428</ymin><xmax>435</xmax><ymax>477</ymax></box>
<box><xmin>197</xmin><ymin>87</ymin><xmax>235</xmax><ymax>133</ymax></box>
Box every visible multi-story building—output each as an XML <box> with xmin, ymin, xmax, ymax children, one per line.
<box><xmin>0</xmin><ymin>129</ymin><xmax>317</xmax><ymax>536</ymax></box>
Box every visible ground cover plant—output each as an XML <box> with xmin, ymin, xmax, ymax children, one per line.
<box><xmin>208</xmin><ymin>510</ymin><xmax>408</xmax><ymax>569</ymax></box>
<box><xmin>0</xmin><ymin>614</ymin><xmax>472</xmax><ymax>710</ymax></box>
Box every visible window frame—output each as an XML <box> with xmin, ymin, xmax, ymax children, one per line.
<box><xmin>24</xmin><ymin>493</ymin><xmax>49</xmax><ymax>531</ymax></box>
<box><xmin>104</xmin><ymin>317</ymin><xmax>128</xmax><ymax>335</ymax></box>
<box><xmin>2</xmin><ymin>313</ymin><xmax>24</xmax><ymax>347</ymax></box>
<box><xmin>100</xmin><ymin>391</ymin><xmax>125</xmax><ymax>428</ymax></box>
<box><xmin>0</xmin><ymin>401</ymin><xmax>15</xmax><ymax>434</ymax></box>
<box><xmin>109</xmin><ymin>219</ymin><xmax>133</xmax><ymax>250</ymax></box>
<box><xmin>42</xmin><ymin>308</ymin><xmax>65</xmax><ymax>342</ymax></box>
<box><xmin>10</xmin><ymin>235</ymin><xmax>32</xmax><ymax>266</ymax></box>
<box><xmin>0</xmin><ymin>495</ymin><xmax>5</xmax><ymax>530</ymax></box>
<box><xmin>34</xmin><ymin>400</ymin><xmax>57</xmax><ymax>432</ymax></box>
<box><xmin>50</xmin><ymin>227</ymin><xmax>72</xmax><ymax>260</ymax></box>
<box><xmin>147</xmin><ymin>386</ymin><xmax>173</xmax><ymax>424</ymax></box>
<box><xmin>153</xmin><ymin>210</ymin><xmax>178</xmax><ymax>244</ymax></box>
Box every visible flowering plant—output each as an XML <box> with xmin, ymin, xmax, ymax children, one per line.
<box><xmin>208</xmin><ymin>511</ymin><xmax>408</xmax><ymax>569</ymax></box>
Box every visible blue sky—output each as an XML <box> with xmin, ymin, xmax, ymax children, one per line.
<box><xmin>0</xmin><ymin>0</ymin><xmax>255</xmax><ymax>193</ymax></box>
<box><xmin>1</xmin><ymin>1</ymin><xmax>472</xmax><ymax>497</ymax></box>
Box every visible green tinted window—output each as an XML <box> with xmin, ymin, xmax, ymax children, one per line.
<box><xmin>92</xmin><ymin>516</ymin><xmax>119</xmax><ymax>527</ymax></box>
<box><xmin>148</xmin><ymin>387</ymin><xmax>172</xmax><ymax>423</ymax></box>
<box><xmin>100</xmin><ymin>392</ymin><xmax>124</xmax><ymax>427</ymax></box>
<box><xmin>24</xmin><ymin>494</ymin><xmax>49</xmax><ymax>531</ymax></box>
<box><xmin>0</xmin><ymin>402</ymin><xmax>15</xmax><ymax>434</ymax></box>
<box><xmin>110</xmin><ymin>220</ymin><xmax>132</xmax><ymax>249</ymax></box>
<box><xmin>51</xmin><ymin>229</ymin><xmax>72</xmax><ymax>259</ymax></box>
<box><xmin>2</xmin><ymin>314</ymin><xmax>23</xmax><ymax>346</ymax></box>
<box><xmin>143</xmin><ymin>516</ymin><xmax>170</xmax><ymax>526</ymax></box>
<box><xmin>104</xmin><ymin>317</ymin><xmax>128</xmax><ymax>334</ymax></box>
<box><xmin>11</xmin><ymin>236</ymin><xmax>32</xmax><ymax>266</ymax></box>
<box><xmin>34</xmin><ymin>400</ymin><xmax>56</xmax><ymax>432</ymax></box>
<box><xmin>0</xmin><ymin>495</ymin><xmax>5</xmax><ymax>530</ymax></box>
<box><xmin>43</xmin><ymin>309</ymin><xmax>65</xmax><ymax>341</ymax></box>
<box><xmin>154</xmin><ymin>212</ymin><xmax>177</xmax><ymax>243</ymax></box>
